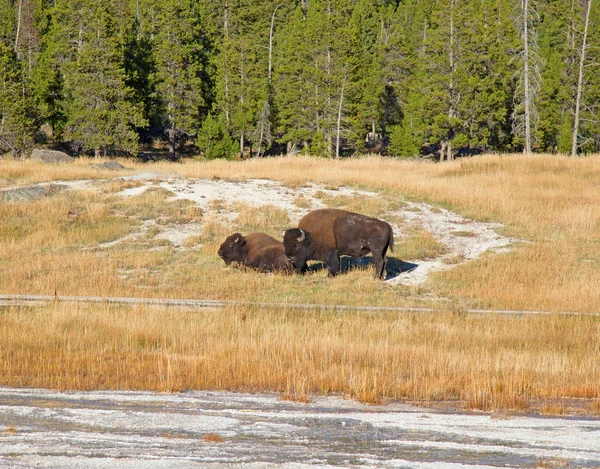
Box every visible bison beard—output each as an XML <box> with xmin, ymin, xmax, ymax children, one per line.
<box><xmin>283</xmin><ymin>209</ymin><xmax>394</xmax><ymax>279</ymax></box>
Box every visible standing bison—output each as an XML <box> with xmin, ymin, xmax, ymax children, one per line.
<box><xmin>218</xmin><ymin>232</ymin><xmax>292</xmax><ymax>273</ymax></box>
<box><xmin>283</xmin><ymin>209</ymin><xmax>394</xmax><ymax>279</ymax></box>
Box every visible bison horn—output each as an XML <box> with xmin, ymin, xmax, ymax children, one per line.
<box><xmin>297</xmin><ymin>229</ymin><xmax>305</xmax><ymax>242</ymax></box>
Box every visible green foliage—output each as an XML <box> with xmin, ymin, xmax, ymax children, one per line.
<box><xmin>0</xmin><ymin>43</ymin><xmax>36</xmax><ymax>157</ymax></box>
<box><xmin>388</xmin><ymin>123</ymin><xmax>420</xmax><ymax>157</ymax></box>
<box><xmin>537</xmin><ymin>0</ymin><xmax>580</xmax><ymax>152</ymax></box>
<box><xmin>64</xmin><ymin>34</ymin><xmax>146</xmax><ymax>155</ymax></box>
<box><xmin>149</xmin><ymin>0</ymin><xmax>205</xmax><ymax>159</ymax></box>
<box><xmin>0</xmin><ymin>0</ymin><xmax>15</xmax><ymax>43</ymax></box>
<box><xmin>196</xmin><ymin>112</ymin><xmax>236</xmax><ymax>159</ymax></box>
<box><xmin>1</xmin><ymin>0</ymin><xmax>600</xmax><ymax>158</ymax></box>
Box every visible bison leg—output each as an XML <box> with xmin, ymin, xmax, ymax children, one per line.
<box><xmin>326</xmin><ymin>250</ymin><xmax>341</xmax><ymax>277</ymax></box>
<box><xmin>372</xmin><ymin>246</ymin><xmax>389</xmax><ymax>280</ymax></box>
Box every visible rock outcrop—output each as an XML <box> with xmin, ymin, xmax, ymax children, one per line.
<box><xmin>30</xmin><ymin>149</ymin><xmax>74</xmax><ymax>164</ymax></box>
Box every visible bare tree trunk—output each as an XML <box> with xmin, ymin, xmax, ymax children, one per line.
<box><xmin>14</xmin><ymin>0</ymin><xmax>23</xmax><ymax>54</ymax></box>
<box><xmin>326</xmin><ymin>0</ymin><xmax>332</xmax><ymax>155</ymax></box>
<box><xmin>268</xmin><ymin>4</ymin><xmax>281</xmax><ymax>85</ymax></box>
<box><xmin>440</xmin><ymin>141</ymin><xmax>447</xmax><ymax>161</ymax></box>
<box><xmin>523</xmin><ymin>0</ymin><xmax>532</xmax><ymax>154</ymax></box>
<box><xmin>94</xmin><ymin>148</ymin><xmax>101</xmax><ymax>159</ymax></box>
<box><xmin>240</xmin><ymin>132</ymin><xmax>244</xmax><ymax>158</ymax></box>
<box><xmin>447</xmin><ymin>0</ymin><xmax>457</xmax><ymax>151</ymax></box>
<box><xmin>256</xmin><ymin>119</ymin><xmax>264</xmax><ymax>158</ymax></box>
<box><xmin>420</xmin><ymin>18</ymin><xmax>427</xmax><ymax>57</ymax></box>
<box><xmin>572</xmin><ymin>0</ymin><xmax>592</xmax><ymax>157</ymax></box>
<box><xmin>335</xmin><ymin>74</ymin><xmax>346</xmax><ymax>158</ymax></box>
<box><xmin>78</xmin><ymin>22</ymin><xmax>84</xmax><ymax>54</ymax></box>
<box><xmin>256</xmin><ymin>3</ymin><xmax>281</xmax><ymax>158</ymax></box>
<box><xmin>223</xmin><ymin>1</ymin><xmax>230</xmax><ymax>128</ymax></box>
<box><xmin>26</xmin><ymin>0</ymin><xmax>34</xmax><ymax>71</ymax></box>
<box><xmin>168</xmin><ymin>124</ymin><xmax>176</xmax><ymax>161</ymax></box>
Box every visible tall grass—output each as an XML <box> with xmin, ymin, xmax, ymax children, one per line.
<box><xmin>3</xmin><ymin>153</ymin><xmax>599</xmax><ymax>311</ymax></box>
<box><xmin>0</xmin><ymin>302</ymin><xmax>598</xmax><ymax>412</ymax></box>
<box><xmin>2</xmin><ymin>154</ymin><xmax>600</xmax><ymax>412</ymax></box>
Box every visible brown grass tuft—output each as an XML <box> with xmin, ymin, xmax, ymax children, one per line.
<box><xmin>536</xmin><ymin>458</ymin><xmax>572</xmax><ymax>468</ymax></box>
<box><xmin>234</xmin><ymin>203</ymin><xmax>290</xmax><ymax>238</ymax></box>
<box><xmin>4</xmin><ymin>426</ymin><xmax>17</xmax><ymax>435</ymax></box>
<box><xmin>394</xmin><ymin>230</ymin><xmax>446</xmax><ymax>260</ymax></box>
<box><xmin>281</xmin><ymin>393</ymin><xmax>312</xmax><ymax>404</ymax></box>
<box><xmin>202</xmin><ymin>433</ymin><xmax>225</xmax><ymax>443</ymax></box>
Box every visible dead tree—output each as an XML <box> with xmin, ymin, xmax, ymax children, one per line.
<box><xmin>572</xmin><ymin>0</ymin><xmax>592</xmax><ymax>157</ymax></box>
<box><xmin>512</xmin><ymin>0</ymin><xmax>542</xmax><ymax>154</ymax></box>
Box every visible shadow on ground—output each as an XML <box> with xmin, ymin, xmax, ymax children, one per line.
<box><xmin>307</xmin><ymin>257</ymin><xmax>418</xmax><ymax>280</ymax></box>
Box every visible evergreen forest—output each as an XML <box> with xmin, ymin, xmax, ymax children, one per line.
<box><xmin>1</xmin><ymin>0</ymin><xmax>599</xmax><ymax>160</ymax></box>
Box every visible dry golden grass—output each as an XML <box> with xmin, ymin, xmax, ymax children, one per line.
<box><xmin>5</xmin><ymin>153</ymin><xmax>598</xmax><ymax>311</ymax></box>
<box><xmin>394</xmin><ymin>229</ymin><xmax>447</xmax><ymax>261</ymax></box>
<box><xmin>0</xmin><ymin>157</ymin><xmax>134</xmax><ymax>185</ymax></box>
<box><xmin>0</xmin><ymin>302</ymin><xmax>598</xmax><ymax>412</ymax></box>
<box><xmin>4</xmin><ymin>426</ymin><xmax>17</xmax><ymax>435</ymax></box>
<box><xmin>2</xmin><ymin>154</ymin><xmax>600</xmax><ymax>412</ymax></box>
<box><xmin>536</xmin><ymin>458</ymin><xmax>572</xmax><ymax>469</ymax></box>
<box><xmin>314</xmin><ymin>192</ymin><xmax>388</xmax><ymax>217</ymax></box>
<box><xmin>202</xmin><ymin>433</ymin><xmax>225</xmax><ymax>443</ymax></box>
<box><xmin>234</xmin><ymin>203</ymin><xmax>290</xmax><ymax>238</ymax></box>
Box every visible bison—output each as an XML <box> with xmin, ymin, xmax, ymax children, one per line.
<box><xmin>283</xmin><ymin>208</ymin><xmax>394</xmax><ymax>279</ymax></box>
<box><xmin>218</xmin><ymin>232</ymin><xmax>292</xmax><ymax>273</ymax></box>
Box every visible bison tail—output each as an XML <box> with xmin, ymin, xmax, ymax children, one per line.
<box><xmin>388</xmin><ymin>232</ymin><xmax>394</xmax><ymax>253</ymax></box>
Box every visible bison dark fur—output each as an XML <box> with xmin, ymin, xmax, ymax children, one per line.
<box><xmin>218</xmin><ymin>232</ymin><xmax>292</xmax><ymax>273</ymax></box>
<box><xmin>283</xmin><ymin>208</ymin><xmax>394</xmax><ymax>279</ymax></box>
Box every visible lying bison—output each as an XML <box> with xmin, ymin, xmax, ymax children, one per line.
<box><xmin>218</xmin><ymin>232</ymin><xmax>292</xmax><ymax>273</ymax></box>
<box><xmin>283</xmin><ymin>208</ymin><xmax>394</xmax><ymax>279</ymax></box>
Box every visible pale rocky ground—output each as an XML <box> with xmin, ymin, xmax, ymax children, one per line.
<box><xmin>1</xmin><ymin>387</ymin><xmax>599</xmax><ymax>468</ymax></box>
<box><xmin>0</xmin><ymin>172</ymin><xmax>518</xmax><ymax>284</ymax></box>
<box><xmin>101</xmin><ymin>173</ymin><xmax>518</xmax><ymax>285</ymax></box>
<box><xmin>0</xmin><ymin>173</ymin><xmax>518</xmax><ymax>285</ymax></box>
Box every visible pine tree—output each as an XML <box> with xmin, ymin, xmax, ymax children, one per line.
<box><xmin>537</xmin><ymin>0</ymin><xmax>580</xmax><ymax>153</ymax></box>
<box><xmin>30</xmin><ymin>0</ymin><xmax>67</xmax><ymax>140</ymax></box>
<box><xmin>278</xmin><ymin>0</ymin><xmax>356</xmax><ymax>156</ymax></box>
<box><xmin>48</xmin><ymin>0</ymin><xmax>145</xmax><ymax>156</ymax></box>
<box><xmin>64</xmin><ymin>31</ymin><xmax>145</xmax><ymax>156</ymax></box>
<box><xmin>414</xmin><ymin>0</ymin><xmax>463</xmax><ymax>160</ymax></box>
<box><xmin>273</xmin><ymin>5</ymin><xmax>313</xmax><ymax>152</ymax></box>
<box><xmin>148</xmin><ymin>0</ymin><xmax>205</xmax><ymax>160</ymax></box>
<box><xmin>196</xmin><ymin>112</ymin><xmax>236</xmax><ymax>159</ymax></box>
<box><xmin>512</xmin><ymin>0</ymin><xmax>543</xmax><ymax>153</ymax></box>
<box><xmin>406</xmin><ymin>0</ymin><xmax>517</xmax><ymax>159</ymax></box>
<box><xmin>574</xmin><ymin>0</ymin><xmax>600</xmax><ymax>153</ymax></box>
<box><xmin>122</xmin><ymin>16</ymin><xmax>158</xmax><ymax>145</ymax></box>
<box><xmin>0</xmin><ymin>42</ymin><xmax>36</xmax><ymax>157</ymax></box>
<box><xmin>214</xmin><ymin>0</ymin><xmax>288</xmax><ymax>157</ymax></box>
<box><xmin>0</xmin><ymin>0</ymin><xmax>16</xmax><ymax>44</ymax></box>
<box><xmin>349</xmin><ymin>0</ymin><xmax>384</xmax><ymax>150</ymax></box>
<box><xmin>379</xmin><ymin>1</ymin><xmax>419</xmax><ymax>155</ymax></box>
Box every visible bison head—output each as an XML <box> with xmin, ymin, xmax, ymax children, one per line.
<box><xmin>218</xmin><ymin>232</ymin><xmax>246</xmax><ymax>266</ymax></box>
<box><xmin>283</xmin><ymin>228</ymin><xmax>314</xmax><ymax>273</ymax></box>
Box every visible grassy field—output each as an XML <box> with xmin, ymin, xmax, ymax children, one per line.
<box><xmin>1</xmin><ymin>154</ymin><xmax>599</xmax><ymax>413</ymax></box>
